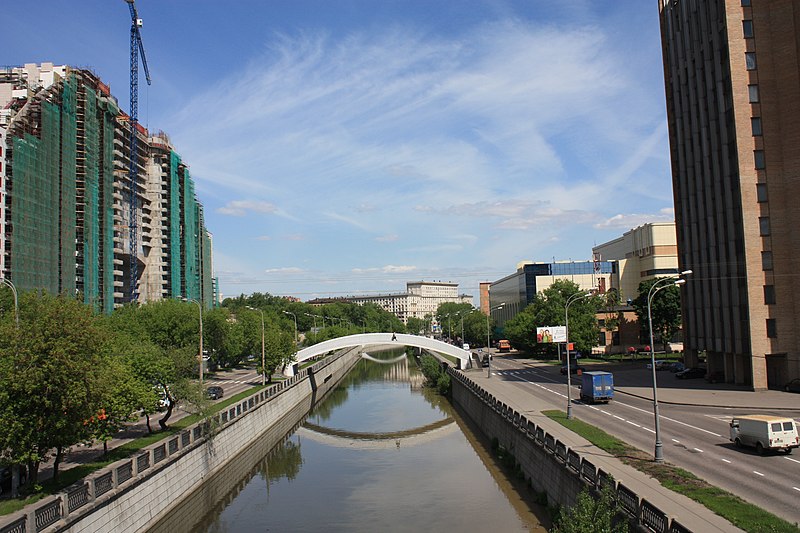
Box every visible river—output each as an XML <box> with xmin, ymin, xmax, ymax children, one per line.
<box><xmin>196</xmin><ymin>350</ymin><xmax>548</xmax><ymax>532</ymax></box>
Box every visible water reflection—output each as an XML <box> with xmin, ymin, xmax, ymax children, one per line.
<box><xmin>196</xmin><ymin>351</ymin><xmax>546</xmax><ymax>532</ymax></box>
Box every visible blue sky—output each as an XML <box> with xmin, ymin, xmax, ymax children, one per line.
<box><xmin>2</xmin><ymin>1</ymin><xmax>673</xmax><ymax>302</ymax></box>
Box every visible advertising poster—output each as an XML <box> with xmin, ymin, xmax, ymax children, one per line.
<box><xmin>536</xmin><ymin>325</ymin><xmax>566</xmax><ymax>343</ymax></box>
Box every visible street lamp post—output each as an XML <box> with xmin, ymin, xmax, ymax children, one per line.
<box><xmin>304</xmin><ymin>313</ymin><xmax>318</xmax><ymax>342</ymax></box>
<box><xmin>248</xmin><ymin>306</ymin><xmax>267</xmax><ymax>385</ymax></box>
<box><xmin>487</xmin><ymin>303</ymin><xmax>505</xmax><ymax>378</ymax></box>
<box><xmin>0</xmin><ymin>278</ymin><xmax>19</xmax><ymax>328</ymax></box>
<box><xmin>183</xmin><ymin>298</ymin><xmax>204</xmax><ymax>385</ymax></box>
<box><xmin>647</xmin><ymin>270</ymin><xmax>692</xmax><ymax>462</ymax></box>
<box><xmin>565</xmin><ymin>291</ymin><xmax>591</xmax><ymax>419</ymax></box>
<box><xmin>282</xmin><ymin>310</ymin><xmax>298</xmax><ymax>345</ymax></box>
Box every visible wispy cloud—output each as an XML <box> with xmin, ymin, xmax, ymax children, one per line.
<box><xmin>264</xmin><ymin>267</ymin><xmax>306</xmax><ymax>274</ymax></box>
<box><xmin>352</xmin><ymin>265</ymin><xmax>417</xmax><ymax>274</ymax></box>
<box><xmin>375</xmin><ymin>234</ymin><xmax>398</xmax><ymax>242</ymax></box>
<box><xmin>217</xmin><ymin>200</ymin><xmax>278</xmax><ymax>217</ymax></box>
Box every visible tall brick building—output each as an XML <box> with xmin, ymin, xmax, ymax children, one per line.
<box><xmin>659</xmin><ymin>0</ymin><xmax>800</xmax><ymax>389</ymax></box>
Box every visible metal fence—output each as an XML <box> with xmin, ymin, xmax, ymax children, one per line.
<box><xmin>447</xmin><ymin>368</ymin><xmax>679</xmax><ymax>533</ymax></box>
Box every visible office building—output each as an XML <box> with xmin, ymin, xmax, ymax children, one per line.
<box><xmin>659</xmin><ymin>0</ymin><xmax>800</xmax><ymax>388</ymax></box>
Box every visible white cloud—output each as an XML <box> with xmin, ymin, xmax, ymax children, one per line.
<box><xmin>352</xmin><ymin>265</ymin><xmax>417</xmax><ymax>274</ymax></box>
<box><xmin>264</xmin><ymin>267</ymin><xmax>306</xmax><ymax>274</ymax></box>
<box><xmin>375</xmin><ymin>234</ymin><xmax>398</xmax><ymax>242</ymax></box>
<box><xmin>594</xmin><ymin>212</ymin><xmax>674</xmax><ymax>229</ymax></box>
<box><xmin>217</xmin><ymin>200</ymin><xmax>278</xmax><ymax>217</ymax></box>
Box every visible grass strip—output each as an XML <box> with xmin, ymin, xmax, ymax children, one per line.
<box><xmin>0</xmin><ymin>384</ymin><xmax>269</xmax><ymax>516</ymax></box>
<box><xmin>543</xmin><ymin>410</ymin><xmax>799</xmax><ymax>533</ymax></box>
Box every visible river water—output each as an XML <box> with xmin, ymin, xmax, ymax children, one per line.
<box><xmin>197</xmin><ymin>350</ymin><xmax>547</xmax><ymax>532</ymax></box>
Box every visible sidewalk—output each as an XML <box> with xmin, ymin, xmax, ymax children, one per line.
<box><xmin>466</xmin><ymin>368</ymin><xmax>744</xmax><ymax>533</ymax></box>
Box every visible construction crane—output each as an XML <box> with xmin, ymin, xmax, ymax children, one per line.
<box><xmin>125</xmin><ymin>0</ymin><xmax>151</xmax><ymax>303</ymax></box>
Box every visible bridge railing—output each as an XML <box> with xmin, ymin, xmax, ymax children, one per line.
<box><xmin>447</xmin><ymin>368</ymin><xmax>677</xmax><ymax>533</ymax></box>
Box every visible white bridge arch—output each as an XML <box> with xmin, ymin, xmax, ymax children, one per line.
<box><xmin>292</xmin><ymin>333</ymin><xmax>471</xmax><ymax>372</ymax></box>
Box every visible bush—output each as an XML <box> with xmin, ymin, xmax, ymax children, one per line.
<box><xmin>551</xmin><ymin>485</ymin><xmax>628</xmax><ymax>533</ymax></box>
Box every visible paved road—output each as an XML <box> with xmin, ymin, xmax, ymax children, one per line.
<box><xmin>485</xmin><ymin>357</ymin><xmax>800</xmax><ymax>523</ymax></box>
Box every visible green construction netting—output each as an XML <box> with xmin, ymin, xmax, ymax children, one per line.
<box><xmin>169</xmin><ymin>150</ymin><xmax>182</xmax><ymax>298</ymax></box>
<box><xmin>183</xmin><ymin>169</ymin><xmax>199</xmax><ymax>301</ymax></box>
<box><xmin>100</xmin><ymin>97</ymin><xmax>117</xmax><ymax>315</ymax></box>
<box><xmin>60</xmin><ymin>74</ymin><xmax>77</xmax><ymax>294</ymax></box>
<box><xmin>82</xmin><ymin>85</ymin><xmax>100</xmax><ymax>308</ymax></box>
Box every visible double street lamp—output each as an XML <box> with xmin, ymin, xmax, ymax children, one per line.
<box><xmin>565</xmin><ymin>291</ymin><xmax>591</xmax><ymax>419</ymax></box>
<box><xmin>247</xmin><ymin>306</ymin><xmax>266</xmax><ymax>385</ymax></box>
<box><xmin>647</xmin><ymin>270</ymin><xmax>692</xmax><ymax>462</ymax></box>
<box><xmin>487</xmin><ymin>303</ymin><xmax>505</xmax><ymax>378</ymax></box>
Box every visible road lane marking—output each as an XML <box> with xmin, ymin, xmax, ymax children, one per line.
<box><xmin>720</xmin><ymin>458</ymin><xmax>731</xmax><ymax>463</ymax></box>
<box><xmin>613</xmin><ymin>401</ymin><xmax>723</xmax><ymax>437</ymax></box>
<box><xmin>671</xmin><ymin>438</ymin><xmax>680</xmax><ymax>443</ymax></box>
<box><xmin>753</xmin><ymin>471</ymin><xmax>765</xmax><ymax>477</ymax></box>
<box><xmin>785</xmin><ymin>457</ymin><xmax>800</xmax><ymax>465</ymax></box>
<box><xmin>693</xmin><ymin>448</ymin><xmax>703</xmax><ymax>453</ymax></box>
<box><xmin>642</xmin><ymin>427</ymin><xmax>656</xmax><ymax>434</ymax></box>
<box><xmin>613</xmin><ymin>415</ymin><xmax>625</xmax><ymax>420</ymax></box>
<box><xmin>626</xmin><ymin>421</ymin><xmax>642</xmax><ymax>428</ymax></box>
<box><xmin>794</xmin><ymin>487</ymin><xmax>800</xmax><ymax>492</ymax></box>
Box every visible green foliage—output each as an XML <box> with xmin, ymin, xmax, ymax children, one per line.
<box><xmin>0</xmin><ymin>292</ymin><xmax>112</xmax><ymax>485</ymax></box>
<box><xmin>551</xmin><ymin>485</ymin><xmax>628</xmax><ymax>533</ymax></box>
<box><xmin>435</xmin><ymin>302</ymin><xmax>474</xmax><ymax>340</ymax></box>
<box><xmin>504</xmin><ymin>280</ymin><xmax>601</xmax><ymax>356</ymax></box>
<box><xmin>405</xmin><ymin>316</ymin><xmax>426</xmax><ymax>335</ymax></box>
<box><xmin>631</xmin><ymin>279</ymin><xmax>683</xmax><ymax>350</ymax></box>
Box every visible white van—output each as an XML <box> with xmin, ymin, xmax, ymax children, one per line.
<box><xmin>729</xmin><ymin>415</ymin><xmax>799</xmax><ymax>455</ymax></box>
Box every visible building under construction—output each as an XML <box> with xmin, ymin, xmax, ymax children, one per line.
<box><xmin>0</xmin><ymin>63</ymin><xmax>216</xmax><ymax>311</ymax></box>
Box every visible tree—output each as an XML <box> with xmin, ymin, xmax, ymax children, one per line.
<box><xmin>405</xmin><ymin>317</ymin><xmax>426</xmax><ymax>335</ymax></box>
<box><xmin>0</xmin><ymin>291</ymin><xmax>111</xmax><ymax>485</ymax></box>
<box><xmin>631</xmin><ymin>279</ymin><xmax>683</xmax><ymax>351</ymax></box>
<box><xmin>503</xmin><ymin>280</ymin><xmax>601</xmax><ymax>356</ymax></box>
<box><xmin>435</xmin><ymin>302</ymin><xmax>473</xmax><ymax>340</ymax></box>
<box><xmin>203</xmin><ymin>307</ymin><xmax>246</xmax><ymax>368</ymax></box>
<box><xmin>263</xmin><ymin>326</ymin><xmax>295</xmax><ymax>381</ymax></box>
<box><xmin>551</xmin><ymin>485</ymin><xmax>628</xmax><ymax>533</ymax></box>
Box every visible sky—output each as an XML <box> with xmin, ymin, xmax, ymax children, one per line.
<box><xmin>2</xmin><ymin>0</ymin><xmax>674</xmax><ymax>303</ymax></box>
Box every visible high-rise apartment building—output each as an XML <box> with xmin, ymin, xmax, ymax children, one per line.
<box><xmin>659</xmin><ymin>0</ymin><xmax>800</xmax><ymax>389</ymax></box>
<box><xmin>0</xmin><ymin>63</ymin><xmax>215</xmax><ymax>311</ymax></box>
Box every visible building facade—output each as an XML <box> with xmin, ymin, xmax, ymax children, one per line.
<box><xmin>0</xmin><ymin>63</ymin><xmax>215</xmax><ymax>311</ymax></box>
<box><xmin>659</xmin><ymin>0</ymin><xmax>800</xmax><ymax>389</ymax></box>
<box><xmin>339</xmin><ymin>281</ymin><xmax>472</xmax><ymax>324</ymax></box>
<box><xmin>489</xmin><ymin>260</ymin><xmax>617</xmax><ymax>328</ymax></box>
<box><xmin>593</xmin><ymin>222</ymin><xmax>679</xmax><ymax>303</ymax></box>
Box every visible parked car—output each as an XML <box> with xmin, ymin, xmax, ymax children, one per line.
<box><xmin>646</xmin><ymin>360</ymin><xmax>670</xmax><ymax>370</ymax></box>
<box><xmin>785</xmin><ymin>378</ymin><xmax>800</xmax><ymax>394</ymax></box>
<box><xmin>206</xmin><ymin>386</ymin><xmax>224</xmax><ymax>400</ymax></box>
<box><xmin>676</xmin><ymin>367</ymin><xmax>706</xmax><ymax>379</ymax></box>
<box><xmin>560</xmin><ymin>363</ymin><xmax>585</xmax><ymax>375</ymax></box>
<box><xmin>481</xmin><ymin>354</ymin><xmax>490</xmax><ymax>368</ymax></box>
<box><xmin>669</xmin><ymin>362</ymin><xmax>686</xmax><ymax>373</ymax></box>
<box><xmin>0</xmin><ymin>465</ymin><xmax>26</xmax><ymax>496</ymax></box>
<box><xmin>497</xmin><ymin>339</ymin><xmax>511</xmax><ymax>352</ymax></box>
<box><xmin>462</xmin><ymin>343</ymin><xmax>470</xmax><ymax>351</ymax></box>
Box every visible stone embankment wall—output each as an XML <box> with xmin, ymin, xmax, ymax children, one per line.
<box><xmin>0</xmin><ymin>348</ymin><xmax>360</xmax><ymax>533</ymax></box>
<box><xmin>449</xmin><ymin>369</ymin><xmax>693</xmax><ymax>533</ymax></box>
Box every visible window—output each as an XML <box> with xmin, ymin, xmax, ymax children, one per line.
<box><xmin>764</xmin><ymin>285</ymin><xmax>776</xmax><ymax>304</ymax></box>
<box><xmin>756</xmin><ymin>183</ymin><xmax>768</xmax><ymax>202</ymax></box>
<box><xmin>742</xmin><ymin>0</ymin><xmax>751</xmax><ymax>5</ymax></box>
<box><xmin>748</xmin><ymin>84</ymin><xmax>759</xmax><ymax>102</ymax></box>
<box><xmin>767</xmin><ymin>319</ymin><xmax>777</xmax><ymax>338</ymax></box>
<box><xmin>771</xmin><ymin>422</ymin><xmax>782</xmax><ymax>432</ymax></box>
<box><xmin>743</xmin><ymin>20</ymin><xmax>754</xmax><ymax>38</ymax></box>
<box><xmin>746</xmin><ymin>52</ymin><xmax>757</xmax><ymax>70</ymax></box>
<box><xmin>754</xmin><ymin>150</ymin><xmax>766</xmax><ymax>169</ymax></box>
<box><xmin>751</xmin><ymin>117</ymin><xmax>762</xmax><ymax>136</ymax></box>
<box><xmin>784</xmin><ymin>422</ymin><xmax>794</xmax><ymax>431</ymax></box>
<box><xmin>762</xmin><ymin>251</ymin><xmax>773</xmax><ymax>270</ymax></box>
<box><xmin>759</xmin><ymin>217</ymin><xmax>770</xmax><ymax>235</ymax></box>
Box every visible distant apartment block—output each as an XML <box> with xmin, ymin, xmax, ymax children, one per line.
<box><xmin>659</xmin><ymin>0</ymin><xmax>800</xmax><ymax>389</ymax></box>
<box><xmin>310</xmin><ymin>281</ymin><xmax>472</xmax><ymax>324</ymax></box>
<box><xmin>0</xmin><ymin>63</ymin><xmax>215</xmax><ymax>311</ymax></box>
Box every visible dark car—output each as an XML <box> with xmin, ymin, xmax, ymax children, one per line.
<box><xmin>785</xmin><ymin>378</ymin><xmax>800</xmax><ymax>393</ymax></box>
<box><xmin>560</xmin><ymin>364</ymin><xmax>585</xmax><ymax>375</ymax></box>
<box><xmin>669</xmin><ymin>362</ymin><xmax>686</xmax><ymax>373</ymax></box>
<box><xmin>481</xmin><ymin>354</ymin><xmax>490</xmax><ymax>368</ymax></box>
<box><xmin>0</xmin><ymin>465</ymin><xmax>27</xmax><ymax>496</ymax></box>
<box><xmin>676</xmin><ymin>367</ymin><xmax>706</xmax><ymax>379</ymax></box>
<box><xmin>206</xmin><ymin>386</ymin><xmax>224</xmax><ymax>400</ymax></box>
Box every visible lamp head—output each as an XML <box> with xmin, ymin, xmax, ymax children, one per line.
<box><xmin>680</xmin><ymin>269</ymin><xmax>693</xmax><ymax>276</ymax></box>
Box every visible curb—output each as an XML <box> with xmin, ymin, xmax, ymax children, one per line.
<box><xmin>614</xmin><ymin>388</ymin><xmax>799</xmax><ymax>411</ymax></box>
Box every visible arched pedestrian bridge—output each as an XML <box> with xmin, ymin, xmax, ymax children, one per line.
<box><xmin>291</xmin><ymin>333</ymin><xmax>472</xmax><ymax>374</ymax></box>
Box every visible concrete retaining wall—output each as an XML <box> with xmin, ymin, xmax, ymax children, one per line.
<box><xmin>0</xmin><ymin>348</ymin><xmax>360</xmax><ymax>533</ymax></box>
<box><xmin>449</xmin><ymin>369</ymin><xmax>692</xmax><ymax>533</ymax></box>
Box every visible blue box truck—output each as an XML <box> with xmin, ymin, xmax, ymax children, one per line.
<box><xmin>579</xmin><ymin>371</ymin><xmax>614</xmax><ymax>403</ymax></box>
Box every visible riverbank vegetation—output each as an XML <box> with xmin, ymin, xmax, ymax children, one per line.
<box><xmin>418</xmin><ymin>354</ymin><xmax>451</xmax><ymax>395</ymax></box>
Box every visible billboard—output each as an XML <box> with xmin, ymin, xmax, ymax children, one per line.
<box><xmin>536</xmin><ymin>326</ymin><xmax>566</xmax><ymax>343</ymax></box>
